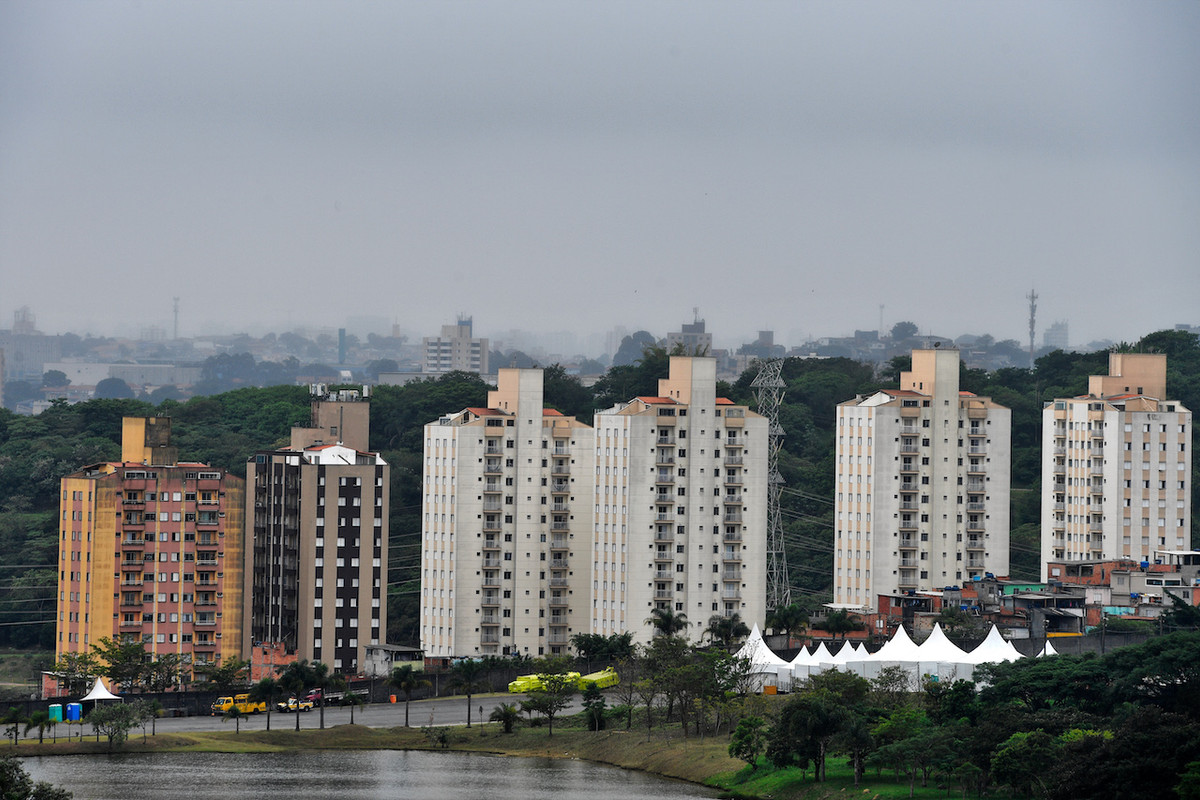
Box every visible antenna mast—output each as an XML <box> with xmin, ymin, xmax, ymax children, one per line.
<box><xmin>752</xmin><ymin>358</ymin><xmax>790</xmax><ymax>611</ymax></box>
<box><xmin>1026</xmin><ymin>290</ymin><xmax>1038</xmax><ymax>369</ymax></box>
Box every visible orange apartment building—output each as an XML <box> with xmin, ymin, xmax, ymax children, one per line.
<box><xmin>55</xmin><ymin>417</ymin><xmax>245</xmax><ymax>685</ymax></box>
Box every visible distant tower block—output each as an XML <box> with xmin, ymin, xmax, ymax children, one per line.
<box><xmin>1027</xmin><ymin>289</ymin><xmax>1038</xmax><ymax>369</ymax></box>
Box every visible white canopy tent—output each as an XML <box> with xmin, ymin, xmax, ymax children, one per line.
<box><xmin>734</xmin><ymin>624</ymin><xmax>791</xmax><ymax>690</ymax></box>
<box><xmin>80</xmin><ymin>677</ymin><xmax>122</xmax><ymax>702</ymax></box>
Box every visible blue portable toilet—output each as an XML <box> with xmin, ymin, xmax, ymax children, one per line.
<box><xmin>66</xmin><ymin>703</ymin><xmax>82</xmax><ymax>722</ymax></box>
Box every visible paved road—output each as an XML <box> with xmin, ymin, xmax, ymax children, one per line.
<box><xmin>147</xmin><ymin>692</ymin><xmax>586</xmax><ymax>734</ymax></box>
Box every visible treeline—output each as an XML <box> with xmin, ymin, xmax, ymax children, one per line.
<box><xmin>746</xmin><ymin>631</ymin><xmax>1200</xmax><ymax>799</ymax></box>
<box><xmin>0</xmin><ymin>330</ymin><xmax>1196</xmax><ymax>651</ymax></box>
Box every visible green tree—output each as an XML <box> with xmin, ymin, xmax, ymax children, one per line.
<box><xmin>891</xmin><ymin>321</ymin><xmax>919</xmax><ymax>341</ymax></box>
<box><xmin>23</xmin><ymin>711</ymin><xmax>50</xmax><ymax>745</ymax></box>
<box><xmin>2</xmin><ymin>707</ymin><xmax>26</xmax><ymax>746</ymax></box>
<box><xmin>0</xmin><ymin>754</ymin><xmax>73</xmax><ymax>800</ymax></box>
<box><xmin>199</xmin><ymin>657</ymin><xmax>249</xmax><ymax>696</ymax></box>
<box><xmin>704</xmin><ymin>613</ymin><xmax>751</xmax><ymax>650</ymax></box>
<box><xmin>581</xmin><ymin>682</ymin><xmax>606</xmax><ymax>731</ymax></box>
<box><xmin>488</xmin><ymin>702</ymin><xmax>521</xmax><ymax>734</ymax></box>
<box><xmin>645</xmin><ymin>608</ymin><xmax>689</xmax><ymax>637</ymax></box>
<box><xmin>249</xmin><ymin>676</ymin><xmax>282</xmax><ymax>732</ymax></box>
<box><xmin>222</xmin><ymin>705</ymin><xmax>247</xmax><ymax>734</ymax></box>
<box><xmin>521</xmin><ymin>672</ymin><xmax>576</xmax><ymax>736</ymax></box>
<box><xmin>278</xmin><ymin>660</ymin><xmax>313</xmax><ymax>732</ymax></box>
<box><xmin>812</xmin><ymin>609</ymin><xmax>864</xmax><ymax>641</ymax></box>
<box><xmin>93</xmin><ymin>378</ymin><xmax>135</xmax><ymax>400</ymax></box>
<box><xmin>91</xmin><ymin>637</ymin><xmax>147</xmax><ymax>692</ymax></box>
<box><xmin>448</xmin><ymin>659</ymin><xmax>490</xmax><ymax>728</ymax></box>
<box><xmin>41</xmin><ymin>370</ymin><xmax>69</xmax><ymax>388</ymax></box>
<box><xmin>765</xmin><ymin>603</ymin><xmax>809</xmax><ymax>644</ymax></box>
<box><xmin>142</xmin><ymin>653</ymin><xmax>186</xmax><ymax>693</ymax></box>
<box><xmin>388</xmin><ymin>664</ymin><xmax>431</xmax><ymax>728</ymax></box>
<box><xmin>87</xmin><ymin>703</ymin><xmax>139</xmax><ymax>751</ymax></box>
<box><xmin>51</xmin><ymin>653</ymin><xmax>100</xmax><ymax>697</ymax></box>
<box><xmin>729</xmin><ymin>716</ymin><xmax>767</xmax><ymax>769</ymax></box>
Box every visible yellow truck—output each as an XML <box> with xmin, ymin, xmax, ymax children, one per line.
<box><xmin>210</xmin><ymin>693</ymin><xmax>266</xmax><ymax>715</ymax></box>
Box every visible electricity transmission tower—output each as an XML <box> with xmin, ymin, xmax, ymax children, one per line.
<box><xmin>752</xmin><ymin>358</ymin><xmax>791</xmax><ymax>610</ymax></box>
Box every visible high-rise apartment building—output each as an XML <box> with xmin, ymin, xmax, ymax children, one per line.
<box><xmin>422</xmin><ymin>316</ymin><xmax>489</xmax><ymax>375</ymax></box>
<box><xmin>1041</xmin><ymin>354</ymin><xmax>1192</xmax><ymax>575</ymax></box>
<box><xmin>420</xmin><ymin>357</ymin><xmax>767</xmax><ymax>658</ymax></box>
<box><xmin>666</xmin><ymin>316</ymin><xmax>713</xmax><ymax>355</ymax></box>
<box><xmin>833</xmin><ymin>349</ymin><xmax>1012</xmax><ymax>605</ymax></box>
<box><xmin>421</xmin><ymin>369</ymin><xmax>593</xmax><ymax>658</ymax></box>
<box><xmin>592</xmin><ymin>357</ymin><xmax>767</xmax><ymax>643</ymax></box>
<box><xmin>55</xmin><ymin>417</ymin><xmax>246</xmax><ymax>683</ymax></box>
<box><xmin>245</xmin><ymin>388</ymin><xmax>388</xmax><ymax>673</ymax></box>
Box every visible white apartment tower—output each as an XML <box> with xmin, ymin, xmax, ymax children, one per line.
<box><xmin>592</xmin><ymin>357</ymin><xmax>767</xmax><ymax>646</ymax></box>
<box><xmin>421</xmin><ymin>369</ymin><xmax>593</xmax><ymax>658</ymax></box>
<box><xmin>1041</xmin><ymin>354</ymin><xmax>1192</xmax><ymax>576</ymax></box>
<box><xmin>834</xmin><ymin>349</ymin><xmax>1012</xmax><ymax>605</ymax></box>
<box><xmin>421</xmin><ymin>357</ymin><xmax>767</xmax><ymax>657</ymax></box>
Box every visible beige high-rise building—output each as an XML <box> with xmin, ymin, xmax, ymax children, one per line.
<box><xmin>421</xmin><ymin>369</ymin><xmax>593</xmax><ymax>658</ymax></box>
<box><xmin>420</xmin><ymin>357</ymin><xmax>767</xmax><ymax>657</ymax></box>
<box><xmin>833</xmin><ymin>348</ymin><xmax>1012</xmax><ymax>606</ymax></box>
<box><xmin>422</xmin><ymin>316</ymin><xmax>489</xmax><ymax>375</ymax></box>
<box><xmin>1041</xmin><ymin>354</ymin><xmax>1192</xmax><ymax>576</ymax></box>
<box><xmin>592</xmin><ymin>356</ymin><xmax>767</xmax><ymax>645</ymax></box>
<box><xmin>245</xmin><ymin>388</ymin><xmax>388</xmax><ymax>674</ymax></box>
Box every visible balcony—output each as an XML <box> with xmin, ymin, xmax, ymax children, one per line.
<box><xmin>655</xmin><ymin>453</ymin><xmax>675</xmax><ymax>466</ymax></box>
<box><xmin>550</xmin><ymin>558</ymin><xmax>569</xmax><ymax>570</ymax></box>
<box><xmin>482</xmin><ymin>558</ymin><xmax>501</xmax><ymax>568</ymax></box>
<box><xmin>966</xmin><ymin>480</ymin><xmax>986</xmax><ymax>492</ymax></box>
<box><xmin>966</xmin><ymin>520</ymin><xmax>984</xmax><ymax>533</ymax></box>
<box><xmin>900</xmin><ymin>462</ymin><xmax>918</xmax><ymax>474</ymax></box>
<box><xmin>549</xmin><ymin>577</ymin><xmax>569</xmax><ymax>588</ymax></box>
<box><xmin>967</xmin><ymin>560</ymin><xmax>986</xmax><ymax>569</ymax></box>
<box><xmin>900</xmin><ymin>482</ymin><xmax>917</xmax><ymax>492</ymax></box>
<box><xmin>482</xmin><ymin>500</ymin><xmax>503</xmax><ymax>512</ymax></box>
<box><xmin>548</xmin><ymin>615</ymin><xmax>567</xmax><ymax>627</ymax></box>
<box><xmin>900</xmin><ymin>443</ymin><xmax>920</xmax><ymax>454</ymax></box>
<box><xmin>1091</xmin><ymin>465</ymin><xmax>1104</xmax><ymax>476</ymax></box>
<box><xmin>654</xmin><ymin>588</ymin><xmax>674</xmax><ymax>599</ymax></box>
<box><xmin>551</xmin><ymin>462</ymin><xmax>571</xmax><ymax>476</ymax></box>
<box><xmin>967</xmin><ymin>502</ymin><xmax>986</xmax><ymax>512</ymax></box>
<box><xmin>655</xmin><ymin>471</ymin><xmax>674</xmax><ymax>484</ymax></box>
<box><xmin>722</xmin><ymin>550</ymin><xmax>741</xmax><ymax>562</ymax></box>
<box><xmin>721</xmin><ymin>589</ymin><xmax>742</xmax><ymax>600</ymax></box>
<box><xmin>484</xmin><ymin>460</ymin><xmax>502</xmax><ymax>475</ymax></box>
<box><xmin>480</xmin><ymin>634</ymin><xmax>500</xmax><ymax>645</ymax></box>
<box><xmin>899</xmin><ymin>558</ymin><xmax>918</xmax><ymax>568</ymax></box>
<box><xmin>724</xmin><ymin>472</ymin><xmax>743</xmax><ymax>486</ymax></box>
<box><xmin>550</xmin><ymin>535</ymin><xmax>568</xmax><ymax>550</ymax></box>
<box><xmin>551</xmin><ymin>481</ymin><xmax>570</xmax><ymax>494</ymax></box>
<box><xmin>654</xmin><ymin>551</ymin><xmax>672</xmax><ymax>563</ymax></box>
<box><xmin>900</xmin><ymin>501</ymin><xmax>919</xmax><ymax>511</ymax></box>
<box><xmin>967</xmin><ymin>536</ymin><xmax>984</xmax><ymax>550</ymax></box>
<box><xmin>722</xmin><ymin>495</ymin><xmax>743</xmax><ymax>506</ymax></box>
<box><xmin>482</xmin><ymin>538</ymin><xmax>500</xmax><ymax>551</ymax></box>
<box><xmin>967</xmin><ymin>427</ymin><xmax>985</xmax><ymax>438</ymax></box>
<box><xmin>481</xmin><ymin>575</ymin><xmax>501</xmax><ymax>588</ymax></box>
<box><xmin>722</xmin><ymin>569</ymin><xmax>742</xmax><ymax>582</ymax></box>
<box><xmin>656</xmin><ymin>512</ymin><xmax>675</xmax><ymax>522</ymax></box>
<box><xmin>966</xmin><ymin>464</ymin><xmax>986</xmax><ymax>475</ymax></box>
<box><xmin>654</xmin><ymin>570</ymin><xmax>673</xmax><ymax>580</ymax></box>
<box><xmin>548</xmin><ymin>595</ymin><xmax>568</xmax><ymax>607</ymax></box>
<box><xmin>550</xmin><ymin>521</ymin><xmax>569</xmax><ymax>531</ymax></box>
<box><xmin>900</xmin><ymin>425</ymin><xmax>920</xmax><ymax>436</ymax></box>
<box><xmin>483</xmin><ymin>517</ymin><xmax>501</xmax><ymax>532</ymax></box>
<box><xmin>724</xmin><ymin>455</ymin><xmax>744</xmax><ymax>466</ymax></box>
<box><xmin>898</xmin><ymin>536</ymin><xmax>916</xmax><ymax>549</ymax></box>
<box><xmin>656</xmin><ymin>435</ymin><xmax>676</xmax><ymax>446</ymax></box>
<box><xmin>898</xmin><ymin>571</ymin><xmax>918</xmax><ymax>588</ymax></box>
<box><xmin>899</xmin><ymin>519</ymin><xmax>918</xmax><ymax>531</ymax></box>
<box><xmin>484</xmin><ymin>445</ymin><xmax>503</xmax><ymax>456</ymax></box>
<box><xmin>481</xmin><ymin>594</ymin><xmax>500</xmax><ymax>607</ymax></box>
<box><xmin>483</xmin><ymin>481</ymin><xmax>502</xmax><ymax>494</ymax></box>
<box><xmin>968</xmin><ymin>446</ymin><xmax>988</xmax><ymax>456</ymax></box>
<box><xmin>723</xmin><ymin>530</ymin><xmax>742</xmax><ymax>542</ymax></box>
<box><xmin>480</xmin><ymin>615</ymin><xmax>499</xmax><ymax>626</ymax></box>
<box><xmin>655</xmin><ymin>527</ymin><xmax>673</xmax><ymax>542</ymax></box>
<box><xmin>725</xmin><ymin>437</ymin><xmax>743</xmax><ymax>448</ymax></box>
<box><xmin>723</xmin><ymin>513</ymin><xmax>743</xmax><ymax>524</ymax></box>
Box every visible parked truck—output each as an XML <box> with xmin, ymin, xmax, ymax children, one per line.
<box><xmin>210</xmin><ymin>693</ymin><xmax>266</xmax><ymax>715</ymax></box>
<box><xmin>276</xmin><ymin>696</ymin><xmax>314</xmax><ymax>713</ymax></box>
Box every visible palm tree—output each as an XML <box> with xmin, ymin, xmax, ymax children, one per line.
<box><xmin>646</xmin><ymin>607</ymin><xmax>689</xmax><ymax>637</ymax></box>
<box><xmin>814</xmin><ymin>609</ymin><xmax>865</xmax><ymax>641</ymax></box>
<box><xmin>448</xmin><ymin>659</ymin><xmax>490</xmax><ymax>728</ymax></box>
<box><xmin>309</xmin><ymin>661</ymin><xmax>334</xmax><ymax>730</ymax></box>
<box><xmin>222</xmin><ymin>705</ymin><xmax>246</xmax><ymax>734</ymax></box>
<box><xmin>765</xmin><ymin>603</ymin><xmax>810</xmax><ymax>646</ymax></box>
<box><xmin>24</xmin><ymin>711</ymin><xmax>50</xmax><ymax>744</ymax></box>
<box><xmin>388</xmin><ymin>664</ymin><xmax>431</xmax><ymax>728</ymax></box>
<box><xmin>250</xmin><ymin>676</ymin><xmax>282</xmax><ymax>732</ymax></box>
<box><xmin>278</xmin><ymin>660</ymin><xmax>312</xmax><ymax>732</ymax></box>
<box><xmin>489</xmin><ymin>702</ymin><xmax>521</xmax><ymax>734</ymax></box>
<box><xmin>344</xmin><ymin>691</ymin><xmax>365</xmax><ymax>725</ymax></box>
<box><xmin>705</xmin><ymin>613</ymin><xmax>751</xmax><ymax>650</ymax></box>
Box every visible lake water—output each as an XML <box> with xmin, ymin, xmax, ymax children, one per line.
<box><xmin>21</xmin><ymin>751</ymin><xmax>718</xmax><ymax>800</ymax></box>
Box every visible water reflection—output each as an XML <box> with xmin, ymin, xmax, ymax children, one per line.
<box><xmin>23</xmin><ymin>750</ymin><xmax>718</xmax><ymax>800</ymax></box>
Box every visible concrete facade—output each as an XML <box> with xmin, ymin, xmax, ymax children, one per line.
<box><xmin>1041</xmin><ymin>353</ymin><xmax>1192</xmax><ymax>576</ymax></box>
<box><xmin>834</xmin><ymin>348</ymin><xmax>1012</xmax><ymax>605</ymax></box>
<box><xmin>55</xmin><ymin>417</ymin><xmax>246</xmax><ymax>684</ymax></box>
<box><xmin>245</xmin><ymin>389</ymin><xmax>388</xmax><ymax>673</ymax></box>
<box><xmin>422</xmin><ymin>316</ymin><xmax>489</xmax><ymax>375</ymax></box>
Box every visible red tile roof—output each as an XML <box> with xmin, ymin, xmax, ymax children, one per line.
<box><xmin>542</xmin><ymin>408</ymin><xmax>564</xmax><ymax>416</ymax></box>
<box><xmin>715</xmin><ymin>397</ymin><xmax>735</xmax><ymax>405</ymax></box>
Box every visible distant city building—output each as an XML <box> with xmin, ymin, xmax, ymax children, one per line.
<box><xmin>1041</xmin><ymin>354</ymin><xmax>1192</xmax><ymax>575</ymax></box>
<box><xmin>55</xmin><ymin>417</ymin><xmax>246</xmax><ymax>684</ymax></box>
<box><xmin>666</xmin><ymin>314</ymin><xmax>713</xmax><ymax>355</ymax></box>
<box><xmin>422</xmin><ymin>316</ymin><xmax>489</xmax><ymax>375</ymax></box>
<box><xmin>1043</xmin><ymin>321</ymin><xmax>1070</xmax><ymax>351</ymax></box>
<box><xmin>245</xmin><ymin>387</ymin><xmax>387</xmax><ymax>673</ymax></box>
<box><xmin>833</xmin><ymin>348</ymin><xmax>1012</xmax><ymax>606</ymax></box>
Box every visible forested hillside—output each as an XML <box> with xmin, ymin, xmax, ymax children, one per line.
<box><xmin>1</xmin><ymin>330</ymin><xmax>1196</xmax><ymax>651</ymax></box>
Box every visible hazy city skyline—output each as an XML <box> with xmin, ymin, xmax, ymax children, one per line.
<box><xmin>3</xmin><ymin>2</ymin><xmax>1197</xmax><ymax>347</ymax></box>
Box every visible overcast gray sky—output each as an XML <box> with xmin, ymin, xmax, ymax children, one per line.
<box><xmin>2</xmin><ymin>1</ymin><xmax>1197</xmax><ymax>350</ymax></box>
